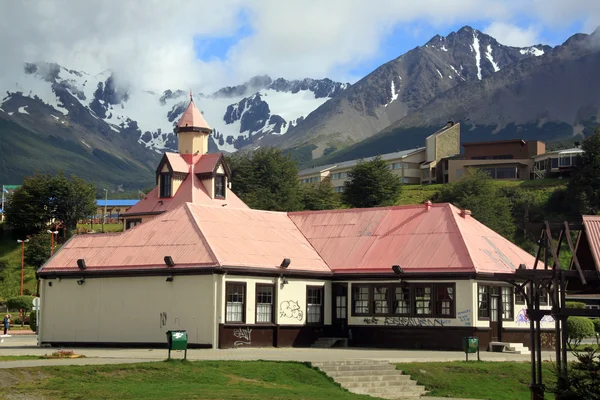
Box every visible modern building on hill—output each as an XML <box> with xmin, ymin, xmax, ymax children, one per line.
<box><xmin>532</xmin><ymin>147</ymin><xmax>583</xmax><ymax>180</ymax></box>
<box><xmin>38</xmin><ymin>107</ymin><xmax>554</xmax><ymax>352</ymax></box>
<box><xmin>298</xmin><ymin>122</ymin><xmax>461</xmax><ymax>189</ymax></box>
<box><xmin>447</xmin><ymin>139</ymin><xmax>546</xmax><ymax>183</ymax></box>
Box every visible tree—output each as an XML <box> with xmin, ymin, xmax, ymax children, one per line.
<box><xmin>6</xmin><ymin>296</ymin><xmax>35</xmax><ymax>327</ymax></box>
<box><xmin>342</xmin><ymin>156</ymin><xmax>402</xmax><ymax>208</ymax></box>
<box><xmin>227</xmin><ymin>148</ymin><xmax>303</xmax><ymax>211</ymax></box>
<box><xmin>24</xmin><ymin>232</ymin><xmax>53</xmax><ymax>269</ymax></box>
<box><xmin>567</xmin><ymin>129</ymin><xmax>600</xmax><ymax>214</ymax></box>
<box><xmin>300</xmin><ymin>180</ymin><xmax>342</xmax><ymax>211</ymax></box>
<box><xmin>566</xmin><ymin>316</ymin><xmax>595</xmax><ymax>349</ymax></box>
<box><xmin>436</xmin><ymin>168</ymin><xmax>515</xmax><ymax>240</ymax></box>
<box><xmin>5</xmin><ymin>172</ymin><xmax>97</xmax><ymax>237</ymax></box>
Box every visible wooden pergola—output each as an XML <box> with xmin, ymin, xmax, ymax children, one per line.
<box><xmin>496</xmin><ymin>220</ymin><xmax>600</xmax><ymax>400</ymax></box>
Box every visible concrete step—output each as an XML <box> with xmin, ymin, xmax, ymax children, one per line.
<box><xmin>334</xmin><ymin>374</ymin><xmax>412</xmax><ymax>383</ymax></box>
<box><xmin>313</xmin><ymin>360</ymin><xmax>391</xmax><ymax>367</ymax></box>
<box><xmin>318</xmin><ymin>364</ymin><xmax>395</xmax><ymax>372</ymax></box>
<box><xmin>326</xmin><ymin>369</ymin><xmax>402</xmax><ymax>377</ymax></box>
<box><xmin>349</xmin><ymin>386</ymin><xmax>426</xmax><ymax>397</ymax></box>
<box><xmin>340</xmin><ymin>379</ymin><xmax>417</xmax><ymax>389</ymax></box>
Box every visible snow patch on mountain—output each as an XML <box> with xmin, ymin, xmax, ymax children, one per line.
<box><xmin>520</xmin><ymin>47</ymin><xmax>545</xmax><ymax>57</ymax></box>
<box><xmin>485</xmin><ymin>44</ymin><xmax>500</xmax><ymax>72</ymax></box>
<box><xmin>386</xmin><ymin>80</ymin><xmax>399</xmax><ymax>107</ymax></box>
<box><xmin>473</xmin><ymin>32</ymin><xmax>482</xmax><ymax>80</ymax></box>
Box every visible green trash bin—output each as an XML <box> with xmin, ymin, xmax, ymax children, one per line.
<box><xmin>462</xmin><ymin>336</ymin><xmax>480</xmax><ymax>361</ymax></box>
<box><xmin>167</xmin><ymin>330</ymin><xmax>188</xmax><ymax>360</ymax></box>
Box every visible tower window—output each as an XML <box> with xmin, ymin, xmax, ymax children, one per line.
<box><xmin>160</xmin><ymin>173</ymin><xmax>172</xmax><ymax>198</ymax></box>
<box><xmin>215</xmin><ymin>175</ymin><xmax>225</xmax><ymax>198</ymax></box>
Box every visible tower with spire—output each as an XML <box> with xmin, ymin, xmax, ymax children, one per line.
<box><xmin>120</xmin><ymin>95</ymin><xmax>248</xmax><ymax>229</ymax></box>
<box><xmin>176</xmin><ymin>91</ymin><xmax>212</xmax><ymax>155</ymax></box>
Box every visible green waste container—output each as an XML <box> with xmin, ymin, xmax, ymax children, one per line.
<box><xmin>462</xmin><ymin>336</ymin><xmax>480</xmax><ymax>361</ymax></box>
<box><xmin>167</xmin><ymin>330</ymin><xmax>188</xmax><ymax>359</ymax></box>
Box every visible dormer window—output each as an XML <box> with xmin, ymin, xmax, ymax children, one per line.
<box><xmin>215</xmin><ymin>175</ymin><xmax>225</xmax><ymax>198</ymax></box>
<box><xmin>160</xmin><ymin>173</ymin><xmax>172</xmax><ymax>198</ymax></box>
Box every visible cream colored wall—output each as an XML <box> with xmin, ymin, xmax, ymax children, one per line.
<box><xmin>426</xmin><ymin>136</ymin><xmax>435</xmax><ymax>162</ymax></box>
<box><xmin>220</xmin><ymin>276</ymin><xmax>330</xmax><ymax>325</ymax></box>
<box><xmin>178</xmin><ymin>133</ymin><xmax>208</xmax><ymax>155</ymax></box>
<box><xmin>216</xmin><ymin>164</ymin><xmax>224</xmax><ymax>174</ymax></box>
<box><xmin>346</xmin><ymin>280</ymin><xmax>473</xmax><ymax>328</ymax></box>
<box><xmin>172</xmin><ymin>175</ymin><xmax>185</xmax><ymax>195</ymax></box>
<box><xmin>39</xmin><ymin>275</ymin><xmax>216</xmax><ymax>345</ymax></box>
<box><xmin>201</xmin><ymin>178</ymin><xmax>214</xmax><ymax>198</ymax></box>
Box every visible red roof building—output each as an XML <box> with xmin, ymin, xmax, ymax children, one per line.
<box><xmin>37</xmin><ymin>101</ymin><xmax>552</xmax><ymax>353</ymax></box>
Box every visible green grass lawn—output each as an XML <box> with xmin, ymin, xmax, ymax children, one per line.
<box><xmin>77</xmin><ymin>222</ymin><xmax>123</xmax><ymax>233</ymax></box>
<box><xmin>0</xmin><ymin>360</ymin><xmax>369</xmax><ymax>400</ymax></box>
<box><xmin>0</xmin><ymin>355</ymin><xmax>43</xmax><ymax>362</ymax></box>
<box><xmin>398</xmin><ymin>361</ymin><xmax>557</xmax><ymax>400</ymax></box>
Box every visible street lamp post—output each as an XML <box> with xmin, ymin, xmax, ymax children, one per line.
<box><xmin>47</xmin><ymin>230</ymin><xmax>59</xmax><ymax>256</ymax></box>
<box><xmin>102</xmin><ymin>189</ymin><xmax>108</xmax><ymax>233</ymax></box>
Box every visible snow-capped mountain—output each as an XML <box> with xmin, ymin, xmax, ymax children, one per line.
<box><xmin>270</xmin><ymin>26</ymin><xmax>552</xmax><ymax>160</ymax></box>
<box><xmin>0</xmin><ymin>65</ymin><xmax>348</xmax><ymax>155</ymax></box>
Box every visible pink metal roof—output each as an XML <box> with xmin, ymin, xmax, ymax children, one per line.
<box><xmin>195</xmin><ymin>153</ymin><xmax>222</xmax><ymax>174</ymax></box>
<box><xmin>186</xmin><ymin>204</ymin><xmax>330</xmax><ymax>273</ymax></box>
<box><xmin>42</xmin><ymin>203</ymin><xmax>328</xmax><ymax>274</ymax></box>
<box><xmin>123</xmin><ymin>154</ymin><xmax>248</xmax><ymax>217</ymax></box>
<box><xmin>289</xmin><ymin>203</ymin><xmax>536</xmax><ymax>274</ymax></box>
<box><xmin>42</xmin><ymin>206</ymin><xmax>217</xmax><ymax>272</ymax></box>
<box><xmin>583</xmin><ymin>215</ymin><xmax>600</xmax><ymax>271</ymax></box>
<box><xmin>177</xmin><ymin>99</ymin><xmax>211</xmax><ymax>131</ymax></box>
<box><xmin>164</xmin><ymin>152</ymin><xmax>190</xmax><ymax>173</ymax></box>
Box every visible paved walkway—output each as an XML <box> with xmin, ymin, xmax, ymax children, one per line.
<box><xmin>0</xmin><ymin>335</ymin><xmax>567</xmax><ymax>370</ymax></box>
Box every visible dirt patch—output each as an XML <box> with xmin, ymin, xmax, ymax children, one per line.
<box><xmin>225</xmin><ymin>374</ymin><xmax>286</xmax><ymax>389</ymax></box>
<box><xmin>0</xmin><ymin>370</ymin><xmax>48</xmax><ymax>388</ymax></box>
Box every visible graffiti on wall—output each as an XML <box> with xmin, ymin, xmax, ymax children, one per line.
<box><xmin>457</xmin><ymin>309</ymin><xmax>471</xmax><ymax>326</ymax></box>
<box><xmin>363</xmin><ymin>317</ymin><xmax>379</xmax><ymax>325</ymax></box>
<box><xmin>516</xmin><ymin>308</ymin><xmax>555</xmax><ymax>325</ymax></box>
<box><xmin>233</xmin><ymin>327</ymin><xmax>252</xmax><ymax>347</ymax></box>
<box><xmin>280</xmin><ymin>300</ymin><xmax>303</xmax><ymax>321</ymax></box>
<box><xmin>159</xmin><ymin>312</ymin><xmax>167</xmax><ymax>327</ymax></box>
<box><xmin>383</xmin><ymin>317</ymin><xmax>449</xmax><ymax>327</ymax></box>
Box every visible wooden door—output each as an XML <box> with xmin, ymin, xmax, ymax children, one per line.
<box><xmin>332</xmin><ymin>284</ymin><xmax>348</xmax><ymax>337</ymax></box>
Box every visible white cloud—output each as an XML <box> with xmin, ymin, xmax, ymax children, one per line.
<box><xmin>1</xmin><ymin>0</ymin><xmax>599</xmax><ymax>93</ymax></box>
<box><xmin>484</xmin><ymin>22</ymin><xmax>541</xmax><ymax>47</ymax></box>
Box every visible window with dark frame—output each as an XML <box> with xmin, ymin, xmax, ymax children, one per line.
<box><xmin>501</xmin><ymin>286</ymin><xmax>513</xmax><ymax>319</ymax></box>
<box><xmin>214</xmin><ymin>175</ymin><xmax>226</xmax><ymax>198</ymax></box>
<box><xmin>515</xmin><ymin>287</ymin><xmax>526</xmax><ymax>305</ymax></box>
<box><xmin>256</xmin><ymin>284</ymin><xmax>274</xmax><ymax>323</ymax></box>
<box><xmin>539</xmin><ymin>286</ymin><xmax>548</xmax><ymax>305</ymax></box>
<box><xmin>353</xmin><ymin>285</ymin><xmax>370</xmax><ymax>315</ymax></box>
<box><xmin>159</xmin><ymin>173</ymin><xmax>172</xmax><ymax>198</ymax></box>
<box><xmin>393</xmin><ymin>285</ymin><xmax>411</xmax><ymax>315</ymax></box>
<box><xmin>414</xmin><ymin>285</ymin><xmax>432</xmax><ymax>315</ymax></box>
<box><xmin>478</xmin><ymin>285</ymin><xmax>489</xmax><ymax>319</ymax></box>
<box><xmin>225</xmin><ymin>282</ymin><xmax>245</xmax><ymax>323</ymax></box>
<box><xmin>373</xmin><ymin>286</ymin><xmax>389</xmax><ymax>314</ymax></box>
<box><xmin>435</xmin><ymin>284</ymin><xmax>454</xmax><ymax>317</ymax></box>
<box><xmin>306</xmin><ymin>286</ymin><xmax>324</xmax><ymax>324</ymax></box>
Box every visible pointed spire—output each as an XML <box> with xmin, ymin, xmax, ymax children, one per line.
<box><xmin>190</xmin><ymin>89</ymin><xmax>193</xmax><ymax>101</ymax></box>
<box><xmin>177</xmin><ymin>96</ymin><xmax>211</xmax><ymax>132</ymax></box>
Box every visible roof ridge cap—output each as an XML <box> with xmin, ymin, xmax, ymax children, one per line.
<box><xmin>446</xmin><ymin>204</ymin><xmax>478</xmax><ymax>273</ymax></box>
<box><xmin>184</xmin><ymin>203</ymin><xmax>220</xmax><ymax>266</ymax></box>
<box><xmin>286</xmin><ymin>212</ymin><xmax>333</xmax><ymax>272</ymax></box>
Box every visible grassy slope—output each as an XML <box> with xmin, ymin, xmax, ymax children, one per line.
<box><xmin>3</xmin><ymin>360</ymin><xmax>369</xmax><ymax>400</ymax></box>
<box><xmin>398</xmin><ymin>361</ymin><xmax>556</xmax><ymax>400</ymax></box>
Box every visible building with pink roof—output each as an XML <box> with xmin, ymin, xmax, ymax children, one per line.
<box><xmin>37</xmin><ymin>101</ymin><xmax>553</xmax><ymax>351</ymax></box>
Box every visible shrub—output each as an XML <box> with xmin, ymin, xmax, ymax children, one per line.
<box><xmin>567</xmin><ymin>317</ymin><xmax>595</xmax><ymax>348</ymax></box>
<box><xmin>566</xmin><ymin>302</ymin><xmax>587</xmax><ymax>309</ymax></box>
<box><xmin>29</xmin><ymin>311</ymin><xmax>36</xmax><ymax>332</ymax></box>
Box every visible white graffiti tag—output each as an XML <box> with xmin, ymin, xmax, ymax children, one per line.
<box><xmin>233</xmin><ymin>327</ymin><xmax>252</xmax><ymax>347</ymax></box>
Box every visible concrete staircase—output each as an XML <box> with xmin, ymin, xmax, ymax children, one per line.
<box><xmin>311</xmin><ymin>337</ymin><xmax>348</xmax><ymax>348</ymax></box>
<box><xmin>312</xmin><ymin>360</ymin><xmax>427</xmax><ymax>399</ymax></box>
<box><xmin>489</xmin><ymin>341</ymin><xmax>531</xmax><ymax>355</ymax></box>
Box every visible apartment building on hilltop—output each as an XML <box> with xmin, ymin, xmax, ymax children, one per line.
<box><xmin>298</xmin><ymin>122</ymin><xmax>461</xmax><ymax>190</ymax></box>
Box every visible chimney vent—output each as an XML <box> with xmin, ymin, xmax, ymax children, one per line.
<box><xmin>425</xmin><ymin>200</ymin><xmax>432</xmax><ymax>211</ymax></box>
<box><xmin>459</xmin><ymin>209</ymin><xmax>472</xmax><ymax>219</ymax></box>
